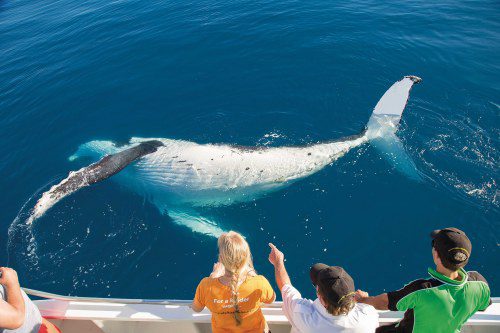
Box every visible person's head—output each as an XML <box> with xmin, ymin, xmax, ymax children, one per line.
<box><xmin>217</xmin><ymin>231</ymin><xmax>253</xmax><ymax>325</ymax></box>
<box><xmin>431</xmin><ymin>228</ymin><xmax>472</xmax><ymax>272</ymax></box>
<box><xmin>217</xmin><ymin>231</ymin><xmax>253</xmax><ymax>274</ymax></box>
<box><xmin>310</xmin><ymin>264</ymin><xmax>356</xmax><ymax>316</ymax></box>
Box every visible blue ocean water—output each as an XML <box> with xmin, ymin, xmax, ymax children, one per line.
<box><xmin>0</xmin><ymin>0</ymin><xmax>498</xmax><ymax>300</ymax></box>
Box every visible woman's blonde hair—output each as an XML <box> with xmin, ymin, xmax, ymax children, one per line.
<box><xmin>217</xmin><ymin>231</ymin><xmax>254</xmax><ymax>326</ymax></box>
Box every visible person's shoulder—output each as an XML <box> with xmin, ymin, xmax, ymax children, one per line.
<box><xmin>281</xmin><ymin>284</ymin><xmax>313</xmax><ymax>310</ymax></box>
<box><xmin>198</xmin><ymin>276</ymin><xmax>216</xmax><ymax>287</ymax></box>
<box><xmin>353</xmin><ymin>303</ymin><xmax>379</xmax><ymax>317</ymax></box>
<box><xmin>386</xmin><ymin>277</ymin><xmax>439</xmax><ymax>311</ymax></box>
<box><xmin>252</xmin><ymin>275</ymin><xmax>274</xmax><ymax>290</ymax></box>
<box><xmin>349</xmin><ymin>303</ymin><xmax>379</xmax><ymax>329</ymax></box>
<box><xmin>467</xmin><ymin>271</ymin><xmax>489</xmax><ymax>285</ymax></box>
<box><xmin>255</xmin><ymin>274</ymin><xmax>271</xmax><ymax>283</ymax></box>
<box><xmin>407</xmin><ymin>278</ymin><xmax>438</xmax><ymax>289</ymax></box>
<box><xmin>289</xmin><ymin>296</ymin><xmax>315</xmax><ymax>313</ymax></box>
<box><xmin>354</xmin><ymin>303</ymin><xmax>378</xmax><ymax>312</ymax></box>
<box><xmin>393</xmin><ymin>277</ymin><xmax>438</xmax><ymax>294</ymax></box>
<box><xmin>465</xmin><ymin>271</ymin><xmax>491</xmax><ymax>298</ymax></box>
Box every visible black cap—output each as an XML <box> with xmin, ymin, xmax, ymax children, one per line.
<box><xmin>310</xmin><ymin>263</ymin><xmax>355</xmax><ymax>305</ymax></box>
<box><xmin>430</xmin><ymin>228</ymin><xmax>472</xmax><ymax>267</ymax></box>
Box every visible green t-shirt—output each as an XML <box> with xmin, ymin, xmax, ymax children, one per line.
<box><xmin>385</xmin><ymin>268</ymin><xmax>490</xmax><ymax>333</ymax></box>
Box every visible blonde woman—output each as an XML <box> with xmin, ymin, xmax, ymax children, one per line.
<box><xmin>191</xmin><ymin>231</ymin><xmax>276</xmax><ymax>332</ymax></box>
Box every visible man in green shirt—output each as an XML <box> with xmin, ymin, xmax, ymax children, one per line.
<box><xmin>355</xmin><ymin>227</ymin><xmax>491</xmax><ymax>333</ymax></box>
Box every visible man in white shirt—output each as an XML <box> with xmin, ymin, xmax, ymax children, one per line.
<box><xmin>268</xmin><ymin>243</ymin><xmax>378</xmax><ymax>333</ymax></box>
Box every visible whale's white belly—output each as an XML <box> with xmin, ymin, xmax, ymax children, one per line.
<box><xmin>120</xmin><ymin>136</ymin><xmax>367</xmax><ymax>205</ymax></box>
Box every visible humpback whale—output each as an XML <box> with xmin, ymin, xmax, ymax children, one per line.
<box><xmin>28</xmin><ymin>76</ymin><xmax>422</xmax><ymax>236</ymax></box>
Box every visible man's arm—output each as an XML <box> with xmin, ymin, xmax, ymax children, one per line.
<box><xmin>268</xmin><ymin>243</ymin><xmax>291</xmax><ymax>291</ymax></box>
<box><xmin>267</xmin><ymin>243</ymin><xmax>314</xmax><ymax>333</ymax></box>
<box><xmin>355</xmin><ymin>290</ymin><xmax>389</xmax><ymax>310</ymax></box>
<box><xmin>0</xmin><ymin>267</ymin><xmax>25</xmax><ymax>329</ymax></box>
<box><xmin>356</xmin><ymin>278</ymin><xmax>430</xmax><ymax>311</ymax></box>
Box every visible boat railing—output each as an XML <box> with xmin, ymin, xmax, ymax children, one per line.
<box><xmin>24</xmin><ymin>287</ymin><xmax>499</xmax><ymax>310</ymax></box>
<box><xmin>23</xmin><ymin>287</ymin><xmax>500</xmax><ymax>332</ymax></box>
<box><xmin>23</xmin><ymin>287</ymin><xmax>285</xmax><ymax>307</ymax></box>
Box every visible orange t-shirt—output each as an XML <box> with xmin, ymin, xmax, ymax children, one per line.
<box><xmin>194</xmin><ymin>275</ymin><xmax>275</xmax><ymax>333</ymax></box>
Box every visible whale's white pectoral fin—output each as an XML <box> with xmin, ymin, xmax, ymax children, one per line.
<box><xmin>166</xmin><ymin>209</ymin><xmax>226</xmax><ymax>238</ymax></box>
<box><xmin>28</xmin><ymin>141</ymin><xmax>164</xmax><ymax>225</ymax></box>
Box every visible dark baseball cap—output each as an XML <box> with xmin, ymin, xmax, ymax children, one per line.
<box><xmin>310</xmin><ymin>263</ymin><xmax>355</xmax><ymax>305</ymax></box>
<box><xmin>430</xmin><ymin>228</ymin><xmax>471</xmax><ymax>267</ymax></box>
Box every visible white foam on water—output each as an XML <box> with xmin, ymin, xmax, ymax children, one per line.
<box><xmin>7</xmin><ymin>179</ymin><xmax>61</xmax><ymax>272</ymax></box>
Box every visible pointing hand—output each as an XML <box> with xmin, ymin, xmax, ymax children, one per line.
<box><xmin>268</xmin><ymin>243</ymin><xmax>285</xmax><ymax>266</ymax></box>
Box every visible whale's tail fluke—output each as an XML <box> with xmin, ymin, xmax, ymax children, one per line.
<box><xmin>365</xmin><ymin>76</ymin><xmax>422</xmax><ymax>180</ymax></box>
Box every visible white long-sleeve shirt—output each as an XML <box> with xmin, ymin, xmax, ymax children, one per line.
<box><xmin>281</xmin><ymin>284</ymin><xmax>379</xmax><ymax>333</ymax></box>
